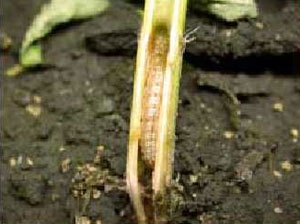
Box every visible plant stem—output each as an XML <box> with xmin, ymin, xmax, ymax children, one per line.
<box><xmin>127</xmin><ymin>0</ymin><xmax>187</xmax><ymax>223</ymax></box>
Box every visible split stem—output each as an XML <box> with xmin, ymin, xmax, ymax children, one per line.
<box><xmin>127</xmin><ymin>0</ymin><xmax>187</xmax><ymax>223</ymax></box>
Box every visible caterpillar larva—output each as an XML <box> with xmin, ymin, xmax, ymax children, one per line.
<box><xmin>140</xmin><ymin>29</ymin><xmax>169</xmax><ymax>168</ymax></box>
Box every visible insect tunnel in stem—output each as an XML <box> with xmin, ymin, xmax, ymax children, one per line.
<box><xmin>126</xmin><ymin>0</ymin><xmax>187</xmax><ymax>223</ymax></box>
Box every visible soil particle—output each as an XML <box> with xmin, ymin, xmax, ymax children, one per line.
<box><xmin>98</xmin><ymin>195</ymin><xmax>120</xmax><ymax>224</ymax></box>
<box><xmin>46</xmin><ymin>90</ymin><xmax>84</xmax><ymax>114</ymax></box>
<box><xmin>85</xmin><ymin>89</ymin><xmax>116</xmax><ymax>117</ymax></box>
<box><xmin>10</xmin><ymin>172</ymin><xmax>46</xmax><ymax>205</ymax></box>
<box><xmin>198</xmin><ymin>72</ymin><xmax>275</xmax><ymax>96</ymax></box>
<box><xmin>12</xmin><ymin>89</ymin><xmax>32</xmax><ymax>107</ymax></box>
<box><xmin>86</xmin><ymin>31</ymin><xmax>137</xmax><ymax>56</ymax></box>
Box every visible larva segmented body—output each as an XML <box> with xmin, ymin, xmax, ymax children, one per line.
<box><xmin>140</xmin><ymin>31</ymin><xmax>169</xmax><ymax>168</ymax></box>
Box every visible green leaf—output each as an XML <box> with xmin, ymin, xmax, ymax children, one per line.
<box><xmin>21</xmin><ymin>44</ymin><xmax>43</xmax><ymax>67</ymax></box>
<box><xmin>192</xmin><ymin>0</ymin><xmax>258</xmax><ymax>22</ymax></box>
<box><xmin>208</xmin><ymin>0</ymin><xmax>258</xmax><ymax>21</ymax></box>
<box><xmin>20</xmin><ymin>0</ymin><xmax>110</xmax><ymax>68</ymax></box>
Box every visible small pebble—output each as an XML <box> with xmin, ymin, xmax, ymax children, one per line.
<box><xmin>275</xmin><ymin>34</ymin><xmax>281</xmax><ymax>41</ymax></box>
<box><xmin>59</xmin><ymin>146</ymin><xmax>66</xmax><ymax>152</ymax></box>
<box><xmin>120</xmin><ymin>210</ymin><xmax>126</xmax><ymax>217</ymax></box>
<box><xmin>61</xmin><ymin>158</ymin><xmax>71</xmax><ymax>173</ymax></box>
<box><xmin>26</xmin><ymin>157</ymin><xmax>34</xmax><ymax>166</ymax></box>
<box><xmin>291</xmin><ymin>129</ymin><xmax>298</xmax><ymax>138</ymax></box>
<box><xmin>33</xmin><ymin>95</ymin><xmax>42</xmax><ymax>104</ymax></box>
<box><xmin>239</xmin><ymin>169</ymin><xmax>253</xmax><ymax>181</ymax></box>
<box><xmin>274</xmin><ymin>207</ymin><xmax>283</xmax><ymax>214</ymax></box>
<box><xmin>26</xmin><ymin>105</ymin><xmax>42</xmax><ymax>117</ymax></box>
<box><xmin>94</xmin><ymin>155</ymin><xmax>101</xmax><ymax>164</ymax></box>
<box><xmin>9</xmin><ymin>158</ymin><xmax>17</xmax><ymax>167</ymax></box>
<box><xmin>47</xmin><ymin>180</ymin><xmax>54</xmax><ymax>187</ymax></box>
<box><xmin>72</xmin><ymin>190</ymin><xmax>79</xmax><ymax>198</ymax></box>
<box><xmin>92</xmin><ymin>189</ymin><xmax>101</xmax><ymax>199</ymax></box>
<box><xmin>224</xmin><ymin>131</ymin><xmax>235</xmax><ymax>139</ymax></box>
<box><xmin>75</xmin><ymin>216</ymin><xmax>91</xmax><ymax>224</ymax></box>
<box><xmin>76</xmin><ymin>165</ymin><xmax>83</xmax><ymax>172</ymax></box>
<box><xmin>0</xmin><ymin>33</ymin><xmax>12</xmax><ymax>50</ymax></box>
<box><xmin>189</xmin><ymin>175</ymin><xmax>198</xmax><ymax>184</ymax></box>
<box><xmin>273</xmin><ymin>170</ymin><xmax>282</xmax><ymax>178</ymax></box>
<box><xmin>255</xmin><ymin>22</ymin><xmax>264</xmax><ymax>30</ymax></box>
<box><xmin>281</xmin><ymin>160</ymin><xmax>292</xmax><ymax>171</ymax></box>
<box><xmin>86</xmin><ymin>164</ymin><xmax>97</xmax><ymax>173</ymax></box>
<box><xmin>198</xmin><ymin>215</ymin><xmax>204</xmax><ymax>222</ymax></box>
<box><xmin>273</xmin><ymin>103</ymin><xmax>283</xmax><ymax>112</ymax></box>
<box><xmin>292</xmin><ymin>138</ymin><xmax>298</xmax><ymax>143</ymax></box>
<box><xmin>233</xmin><ymin>187</ymin><xmax>241</xmax><ymax>194</ymax></box>
<box><xmin>51</xmin><ymin>193</ymin><xmax>59</xmax><ymax>201</ymax></box>
<box><xmin>224</xmin><ymin>29</ymin><xmax>232</xmax><ymax>38</ymax></box>
<box><xmin>175</xmin><ymin>173</ymin><xmax>180</xmax><ymax>183</ymax></box>
<box><xmin>104</xmin><ymin>184</ymin><xmax>114</xmax><ymax>193</ymax></box>
<box><xmin>97</xmin><ymin>145</ymin><xmax>104</xmax><ymax>151</ymax></box>
<box><xmin>256</xmin><ymin>115</ymin><xmax>263</xmax><ymax>120</ymax></box>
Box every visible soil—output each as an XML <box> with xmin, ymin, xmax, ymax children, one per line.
<box><xmin>1</xmin><ymin>0</ymin><xmax>300</xmax><ymax>224</ymax></box>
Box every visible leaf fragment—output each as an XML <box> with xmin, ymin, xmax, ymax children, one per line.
<box><xmin>193</xmin><ymin>0</ymin><xmax>258</xmax><ymax>22</ymax></box>
<box><xmin>20</xmin><ymin>0</ymin><xmax>109</xmax><ymax>68</ymax></box>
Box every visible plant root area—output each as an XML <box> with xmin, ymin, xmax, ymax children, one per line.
<box><xmin>1</xmin><ymin>0</ymin><xmax>299</xmax><ymax>223</ymax></box>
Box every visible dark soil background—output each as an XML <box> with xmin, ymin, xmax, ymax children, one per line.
<box><xmin>1</xmin><ymin>0</ymin><xmax>300</xmax><ymax>224</ymax></box>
